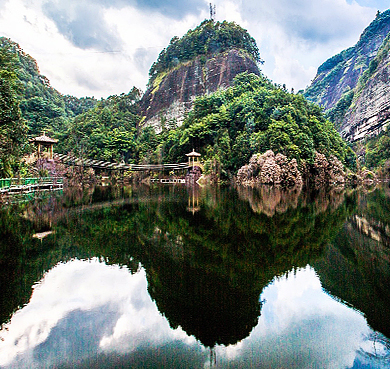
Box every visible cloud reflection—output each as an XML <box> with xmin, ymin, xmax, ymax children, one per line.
<box><xmin>0</xmin><ymin>261</ymin><xmax>381</xmax><ymax>368</ymax></box>
<box><xmin>215</xmin><ymin>267</ymin><xmax>372</xmax><ymax>368</ymax></box>
<box><xmin>0</xmin><ymin>259</ymin><xmax>200</xmax><ymax>368</ymax></box>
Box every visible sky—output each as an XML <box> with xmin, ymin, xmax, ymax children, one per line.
<box><xmin>0</xmin><ymin>0</ymin><xmax>388</xmax><ymax>98</ymax></box>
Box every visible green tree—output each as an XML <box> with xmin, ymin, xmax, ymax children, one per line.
<box><xmin>0</xmin><ymin>70</ymin><xmax>27</xmax><ymax>176</ymax></box>
<box><xmin>161</xmin><ymin>72</ymin><xmax>354</xmax><ymax>176</ymax></box>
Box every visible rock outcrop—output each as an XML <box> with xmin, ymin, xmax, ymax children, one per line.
<box><xmin>236</xmin><ymin>150</ymin><xmax>346</xmax><ymax>187</ymax></box>
<box><xmin>139</xmin><ymin>49</ymin><xmax>260</xmax><ymax>132</ymax></box>
<box><xmin>236</xmin><ymin>150</ymin><xmax>303</xmax><ymax>187</ymax></box>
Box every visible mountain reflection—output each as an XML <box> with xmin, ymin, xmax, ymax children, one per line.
<box><xmin>0</xmin><ymin>184</ymin><xmax>356</xmax><ymax>350</ymax></box>
<box><xmin>314</xmin><ymin>186</ymin><xmax>390</xmax><ymax>340</ymax></box>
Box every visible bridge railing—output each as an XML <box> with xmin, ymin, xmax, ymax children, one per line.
<box><xmin>54</xmin><ymin>153</ymin><xmax>191</xmax><ymax>171</ymax></box>
<box><xmin>0</xmin><ymin>177</ymin><xmax>63</xmax><ymax>191</ymax></box>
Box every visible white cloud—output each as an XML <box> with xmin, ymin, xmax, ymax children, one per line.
<box><xmin>0</xmin><ymin>0</ymin><xmax>382</xmax><ymax>97</ymax></box>
<box><xmin>236</xmin><ymin>0</ymin><xmax>376</xmax><ymax>90</ymax></box>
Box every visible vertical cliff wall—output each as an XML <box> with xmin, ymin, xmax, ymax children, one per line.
<box><xmin>139</xmin><ymin>49</ymin><xmax>260</xmax><ymax>132</ymax></box>
<box><xmin>340</xmin><ymin>35</ymin><xmax>390</xmax><ymax>141</ymax></box>
<box><xmin>304</xmin><ymin>10</ymin><xmax>390</xmax><ymax>112</ymax></box>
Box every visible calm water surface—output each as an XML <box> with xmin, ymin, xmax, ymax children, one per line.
<box><xmin>0</xmin><ymin>184</ymin><xmax>389</xmax><ymax>368</ymax></box>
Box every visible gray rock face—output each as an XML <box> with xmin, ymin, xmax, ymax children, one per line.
<box><xmin>139</xmin><ymin>49</ymin><xmax>260</xmax><ymax>132</ymax></box>
<box><xmin>341</xmin><ymin>41</ymin><xmax>390</xmax><ymax>141</ymax></box>
<box><xmin>304</xmin><ymin>10</ymin><xmax>390</xmax><ymax>142</ymax></box>
<box><xmin>304</xmin><ymin>10</ymin><xmax>390</xmax><ymax>111</ymax></box>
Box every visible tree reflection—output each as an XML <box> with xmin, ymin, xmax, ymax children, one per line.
<box><xmin>139</xmin><ymin>186</ymin><xmax>354</xmax><ymax>347</ymax></box>
<box><xmin>315</xmin><ymin>185</ymin><xmax>390</xmax><ymax>339</ymax></box>
<box><xmin>0</xmin><ymin>185</ymin><xmax>355</xmax><ymax>348</ymax></box>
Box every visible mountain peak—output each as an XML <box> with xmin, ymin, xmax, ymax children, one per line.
<box><xmin>304</xmin><ymin>9</ymin><xmax>390</xmax><ymax>112</ymax></box>
<box><xmin>140</xmin><ymin>20</ymin><xmax>262</xmax><ymax>132</ymax></box>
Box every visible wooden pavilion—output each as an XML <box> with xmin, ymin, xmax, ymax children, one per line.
<box><xmin>29</xmin><ymin>132</ymin><xmax>58</xmax><ymax>160</ymax></box>
<box><xmin>185</xmin><ymin>149</ymin><xmax>202</xmax><ymax>170</ymax></box>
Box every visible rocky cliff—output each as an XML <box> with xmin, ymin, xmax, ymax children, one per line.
<box><xmin>304</xmin><ymin>10</ymin><xmax>390</xmax><ymax>112</ymax></box>
<box><xmin>139</xmin><ymin>48</ymin><xmax>260</xmax><ymax>132</ymax></box>
<box><xmin>340</xmin><ymin>35</ymin><xmax>390</xmax><ymax>141</ymax></box>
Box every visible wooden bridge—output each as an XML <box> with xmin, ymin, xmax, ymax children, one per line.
<box><xmin>54</xmin><ymin>153</ymin><xmax>190</xmax><ymax>172</ymax></box>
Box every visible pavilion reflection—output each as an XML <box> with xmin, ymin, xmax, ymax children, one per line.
<box><xmin>187</xmin><ymin>185</ymin><xmax>201</xmax><ymax>214</ymax></box>
<box><xmin>5</xmin><ymin>184</ymin><xmax>390</xmax><ymax>352</ymax></box>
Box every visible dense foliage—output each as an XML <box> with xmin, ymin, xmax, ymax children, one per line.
<box><xmin>149</xmin><ymin>20</ymin><xmax>261</xmax><ymax>84</ymax></box>
<box><xmin>58</xmin><ymin>88</ymin><xmax>156</xmax><ymax>163</ymax></box>
<box><xmin>158</xmin><ymin>72</ymin><xmax>355</xmax><ymax>176</ymax></box>
<box><xmin>325</xmin><ymin>89</ymin><xmax>354</xmax><ymax>130</ymax></box>
<box><xmin>0</xmin><ymin>43</ymin><xmax>27</xmax><ymax>177</ymax></box>
<box><xmin>365</xmin><ymin>131</ymin><xmax>390</xmax><ymax>171</ymax></box>
<box><xmin>0</xmin><ymin>37</ymin><xmax>97</xmax><ymax>137</ymax></box>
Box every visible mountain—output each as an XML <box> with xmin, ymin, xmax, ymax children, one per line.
<box><xmin>340</xmin><ymin>34</ymin><xmax>390</xmax><ymax>142</ymax></box>
<box><xmin>304</xmin><ymin>10</ymin><xmax>390</xmax><ymax>135</ymax></box>
<box><xmin>0</xmin><ymin>37</ymin><xmax>97</xmax><ymax>137</ymax></box>
<box><xmin>139</xmin><ymin>20</ymin><xmax>261</xmax><ymax>132</ymax></box>
<box><xmin>60</xmin><ymin>19</ymin><xmax>353</xmax><ymax>176</ymax></box>
<box><xmin>1</xmin><ymin>20</ymin><xmax>356</xmax><ymax>179</ymax></box>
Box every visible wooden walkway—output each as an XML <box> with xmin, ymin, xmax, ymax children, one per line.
<box><xmin>0</xmin><ymin>177</ymin><xmax>63</xmax><ymax>195</ymax></box>
<box><xmin>54</xmin><ymin>153</ymin><xmax>190</xmax><ymax>171</ymax></box>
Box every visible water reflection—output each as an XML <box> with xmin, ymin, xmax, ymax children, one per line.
<box><xmin>0</xmin><ymin>261</ymin><xmax>385</xmax><ymax>369</ymax></box>
<box><xmin>0</xmin><ymin>260</ymin><xmax>203</xmax><ymax>368</ymax></box>
<box><xmin>315</xmin><ymin>187</ymin><xmax>390</xmax><ymax>341</ymax></box>
<box><xmin>0</xmin><ymin>184</ymin><xmax>389</xmax><ymax>368</ymax></box>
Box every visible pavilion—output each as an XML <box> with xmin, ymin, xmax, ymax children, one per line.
<box><xmin>185</xmin><ymin>149</ymin><xmax>203</xmax><ymax>170</ymax></box>
<box><xmin>29</xmin><ymin>132</ymin><xmax>58</xmax><ymax>160</ymax></box>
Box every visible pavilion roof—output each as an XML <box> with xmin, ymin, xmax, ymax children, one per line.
<box><xmin>185</xmin><ymin>149</ymin><xmax>201</xmax><ymax>157</ymax></box>
<box><xmin>29</xmin><ymin>133</ymin><xmax>58</xmax><ymax>144</ymax></box>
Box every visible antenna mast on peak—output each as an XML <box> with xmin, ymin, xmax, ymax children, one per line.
<box><xmin>209</xmin><ymin>3</ymin><xmax>216</xmax><ymax>21</ymax></box>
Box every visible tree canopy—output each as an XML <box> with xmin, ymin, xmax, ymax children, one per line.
<box><xmin>0</xmin><ymin>37</ymin><xmax>97</xmax><ymax>138</ymax></box>
<box><xmin>0</xmin><ymin>43</ymin><xmax>27</xmax><ymax>177</ymax></box>
<box><xmin>149</xmin><ymin>20</ymin><xmax>261</xmax><ymax>84</ymax></box>
<box><xmin>158</xmin><ymin>72</ymin><xmax>356</xmax><ymax>176</ymax></box>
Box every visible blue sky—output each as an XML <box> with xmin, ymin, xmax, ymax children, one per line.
<box><xmin>0</xmin><ymin>0</ymin><xmax>387</xmax><ymax>98</ymax></box>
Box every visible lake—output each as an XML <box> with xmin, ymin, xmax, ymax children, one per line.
<box><xmin>0</xmin><ymin>184</ymin><xmax>389</xmax><ymax>368</ymax></box>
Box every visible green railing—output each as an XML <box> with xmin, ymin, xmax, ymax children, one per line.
<box><xmin>0</xmin><ymin>177</ymin><xmax>63</xmax><ymax>190</ymax></box>
<box><xmin>0</xmin><ymin>179</ymin><xmax>11</xmax><ymax>189</ymax></box>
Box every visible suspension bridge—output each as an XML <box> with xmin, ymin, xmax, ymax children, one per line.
<box><xmin>0</xmin><ymin>144</ymin><xmax>204</xmax><ymax>199</ymax></box>
<box><xmin>54</xmin><ymin>153</ymin><xmax>191</xmax><ymax>171</ymax></box>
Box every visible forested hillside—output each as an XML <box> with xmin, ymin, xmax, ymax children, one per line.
<box><xmin>0</xmin><ymin>19</ymin><xmax>356</xmax><ymax>181</ymax></box>
<box><xmin>59</xmin><ymin>88</ymin><xmax>146</xmax><ymax>163</ymax></box>
<box><xmin>148</xmin><ymin>20</ymin><xmax>261</xmax><ymax>84</ymax></box>
<box><xmin>303</xmin><ymin>10</ymin><xmax>390</xmax><ymax>175</ymax></box>
<box><xmin>0</xmin><ymin>47</ymin><xmax>26</xmax><ymax>176</ymax></box>
<box><xmin>0</xmin><ymin>37</ymin><xmax>97</xmax><ymax>137</ymax></box>
<box><xmin>140</xmin><ymin>20</ymin><xmax>262</xmax><ymax>131</ymax></box>
<box><xmin>156</xmin><ymin>72</ymin><xmax>355</xmax><ymax>178</ymax></box>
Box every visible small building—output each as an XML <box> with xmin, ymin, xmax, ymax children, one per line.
<box><xmin>29</xmin><ymin>132</ymin><xmax>58</xmax><ymax>160</ymax></box>
<box><xmin>185</xmin><ymin>149</ymin><xmax>202</xmax><ymax>169</ymax></box>
<box><xmin>185</xmin><ymin>149</ymin><xmax>203</xmax><ymax>184</ymax></box>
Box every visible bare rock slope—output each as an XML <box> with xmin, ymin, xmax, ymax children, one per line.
<box><xmin>341</xmin><ymin>36</ymin><xmax>390</xmax><ymax>141</ymax></box>
<box><xmin>139</xmin><ymin>49</ymin><xmax>260</xmax><ymax>132</ymax></box>
<box><xmin>304</xmin><ymin>10</ymin><xmax>390</xmax><ymax>112</ymax></box>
